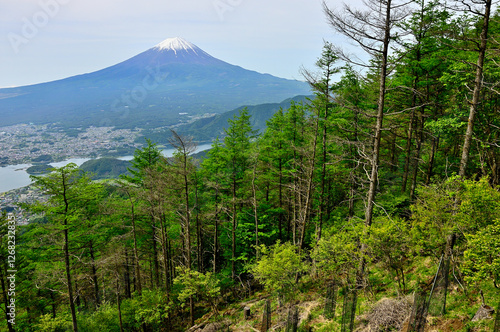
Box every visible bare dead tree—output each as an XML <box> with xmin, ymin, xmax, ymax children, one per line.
<box><xmin>169</xmin><ymin>130</ymin><xmax>196</xmax><ymax>270</ymax></box>
<box><xmin>169</xmin><ymin>130</ymin><xmax>197</xmax><ymax>326</ymax></box>
<box><xmin>323</xmin><ymin>0</ymin><xmax>411</xmax><ymax>288</ymax></box>
<box><xmin>443</xmin><ymin>0</ymin><xmax>493</xmax><ymax>316</ymax></box>
<box><xmin>456</xmin><ymin>0</ymin><xmax>493</xmax><ymax>177</ymax></box>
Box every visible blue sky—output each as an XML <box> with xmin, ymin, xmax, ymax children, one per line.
<box><xmin>0</xmin><ymin>0</ymin><xmax>346</xmax><ymax>88</ymax></box>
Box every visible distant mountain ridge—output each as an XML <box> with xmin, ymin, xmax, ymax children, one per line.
<box><xmin>0</xmin><ymin>37</ymin><xmax>311</xmax><ymax>129</ymax></box>
<box><xmin>139</xmin><ymin>95</ymin><xmax>312</xmax><ymax>143</ymax></box>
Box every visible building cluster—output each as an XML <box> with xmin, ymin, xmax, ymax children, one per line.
<box><xmin>0</xmin><ymin>124</ymin><xmax>142</xmax><ymax>165</ymax></box>
<box><xmin>1</xmin><ymin>185</ymin><xmax>46</xmax><ymax>225</ymax></box>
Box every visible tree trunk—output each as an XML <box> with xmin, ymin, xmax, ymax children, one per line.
<box><xmin>364</xmin><ymin>0</ymin><xmax>391</xmax><ymax>235</ymax></box>
<box><xmin>232</xmin><ymin>173</ymin><xmax>237</xmax><ymax>280</ymax></box>
<box><xmin>64</xmin><ymin>226</ymin><xmax>78</xmax><ymax>332</ymax></box>
<box><xmin>441</xmin><ymin>232</ymin><xmax>456</xmax><ymax>315</ymax></box>
<box><xmin>160</xmin><ymin>213</ymin><xmax>170</xmax><ymax>292</ymax></box>
<box><xmin>151</xmin><ymin>222</ymin><xmax>159</xmax><ymax>288</ymax></box>
<box><xmin>261</xmin><ymin>300</ymin><xmax>272</xmax><ymax>332</ymax></box>
<box><xmin>348</xmin><ymin>109</ymin><xmax>360</xmax><ymax>219</ymax></box>
<box><xmin>51</xmin><ymin>291</ymin><xmax>56</xmax><ymax>318</ymax></box>
<box><xmin>278</xmin><ymin>152</ymin><xmax>283</xmax><ymax>241</ymax></box>
<box><xmin>89</xmin><ymin>241</ymin><xmax>100</xmax><ymax>307</ymax></box>
<box><xmin>195</xmin><ymin>173</ymin><xmax>203</xmax><ymax>273</ymax></box>
<box><xmin>124</xmin><ymin>247</ymin><xmax>131</xmax><ymax>298</ymax></box>
<box><xmin>459</xmin><ymin>0</ymin><xmax>492</xmax><ymax>177</ymax></box>
<box><xmin>62</xmin><ymin>171</ymin><xmax>78</xmax><ymax>332</ymax></box>
<box><xmin>116</xmin><ymin>278</ymin><xmax>124</xmax><ymax>332</ymax></box>
<box><xmin>127</xmin><ymin>191</ymin><xmax>142</xmax><ymax>295</ymax></box>
<box><xmin>184</xmin><ymin>172</ymin><xmax>192</xmax><ymax>270</ymax></box>
<box><xmin>252</xmin><ymin>164</ymin><xmax>260</xmax><ymax>258</ymax></box>
<box><xmin>318</xmin><ymin>106</ymin><xmax>329</xmax><ymax>242</ymax></box>
<box><xmin>317</xmin><ymin>67</ymin><xmax>331</xmax><ymax>242</ymax></box>
<box><xmin>402</xmin><ymin>105</ymin><xmax>416</xmax><ymax>193</ymax></box>
<box><xmin>426</xmin><ymin>136</ymin><xmax>439</xmax><ymax>185</ymax></box>
<box><xmin>168</xmin><ymin>240</ymin><xmax>174</xmax><ymax>289</ymax></box>
<box><xmin>298</xmin><ymin>114</ymin><xmax>319</xmax><ymax>252</ymax></box>
<box><xmin>410</xmin><ymin>111</ymin><xmax>424</xmax><ymax>200</ymax></box>
<box><xmin>213</xmin><ymin>185</ymin><xmax>219</xmax><ymax>274</ymax></box>
<box><xmin>444</xmin><ymin>0</ymin><xmax>492</xmax><ymax>318</ymax></box>
<box><xmin>181</xmin><ymin>153</ymin><xmax>194</xmax><ymax>327</ymax></box>
<box><xmin>358</xmin><ymin>0</ymin><xmax>392</xmax><ymax>286</ymax></box>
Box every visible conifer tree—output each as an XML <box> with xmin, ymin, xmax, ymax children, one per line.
<box><xmin>30</xmin><ymin>164</ymin><xmax>104</xmax><ymax>332</ymax></box>
<box><xmin>222</xmin><ymin>108</ymin><xmax>257</xmax><ymax>279</ymax></box>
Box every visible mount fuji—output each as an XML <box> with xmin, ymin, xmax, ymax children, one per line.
<box><xmin>0</xmin><ymin>37</ymin><xmax>311</xmax><ymax>129</ymax></box>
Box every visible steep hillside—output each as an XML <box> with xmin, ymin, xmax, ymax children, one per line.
<box><xmin>139</xmin><ymin>95</ymin><xmax>312</xmax><ymax>143</ymax></box>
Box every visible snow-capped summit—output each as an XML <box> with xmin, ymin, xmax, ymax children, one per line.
<box><xmin>153</xmin><ymin>37</ymin><xmax>211</xmax><ymax>58</ymax></box>
<box><xmin>154</xmin><ymin>37</ymin><xmax>197</xmax><ymax>53</ymax></box>
<box><xmin>147</xmin><ymin>37</ymin><xmax>213</xmax><ymax>63</ymax></box>
<box><xmin>0</xmin><ymin>36</ymin><xmax>311</xmax><ymax>129</ymax></box>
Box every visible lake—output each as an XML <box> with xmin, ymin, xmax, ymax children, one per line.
<box><xmin>0</xmin><ymin>143</ymin><xmax>212</xmax><ymax>193</ymax></box>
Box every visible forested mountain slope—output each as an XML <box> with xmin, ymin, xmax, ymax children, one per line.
<box><xmin>1</xmin><ymin>1</ymin><xmax>500</xmax><ymax>332</ymax></box>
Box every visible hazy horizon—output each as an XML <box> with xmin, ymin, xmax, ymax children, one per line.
<box><xmin>0</xmin><ymin>0</ymin><xmax>351</xmax><ymax>88</ymax></box>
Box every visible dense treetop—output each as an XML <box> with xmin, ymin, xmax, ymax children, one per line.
<box><xmin>2</xmin><ymin>1</ymin><xmax>500</xmax><ymax>331</ymax></box>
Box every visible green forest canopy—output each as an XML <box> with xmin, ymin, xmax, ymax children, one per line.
<box><xmin>2</xmin><ymin>1</ymin><xmax>500</xmax><ymax>331</ymax></box>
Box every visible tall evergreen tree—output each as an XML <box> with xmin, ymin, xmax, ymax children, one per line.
<box><xmin>222</xmin><ymin>108</ymin><xmax>257</xmax><ymax>279</ymax></box>
<box><xmin>30</xmin><ymin>164</ymin><xmax>104</xmax><ymax>332</ymax></box>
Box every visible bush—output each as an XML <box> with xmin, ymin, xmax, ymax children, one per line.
<box><xmin>252</xmin><ymin>241</ymin><xmax>308</xmax><ymax>301</ymax></box>
<box><xmin>173</xmin><ymin>267</ymin><xmax>221</xmax><ymax>314</ymax></box>
<box><xmin>79</xmin><ymin>303</ymin><xmax>122</xmax><ymax>332</ymax></box>
<box><xmin>36</xmin><ymin>313</ymin><xmax>72</xmax><ymax>332</ymax></box>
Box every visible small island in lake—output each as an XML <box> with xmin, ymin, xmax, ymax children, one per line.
<box><xmin>26</xmin><ymin>164</ymin><xmax>53</xmax><ymax>175</ymax></box>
